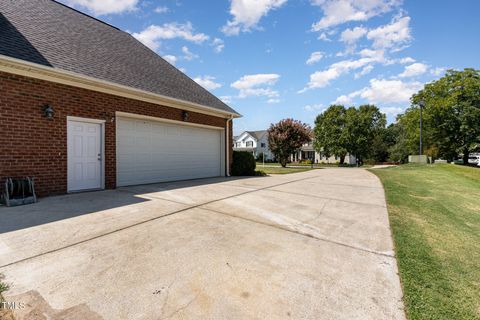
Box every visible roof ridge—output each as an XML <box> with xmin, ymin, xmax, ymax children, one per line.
<box><xmin>0</xmin><ymin>0</ymin><xmax>239</xmax><ymax>115</ymax></box>
<box><xmin>49</xmin><ymin>0</ymin><xmax>120</xmax><ymax>31</ymax></box>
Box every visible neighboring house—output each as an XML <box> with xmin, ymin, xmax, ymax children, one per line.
<box><xmin>0</xmin><ymin>0</ymin><xmax>240</xmax><ymax>197</ymax></box>
<box><xmin>291</xmin><ymin>141</ymin><xmax>357</xmax><ymax>165</ymax></box>
<box><xmin>233</xmin><ymin>130</ymin><xmax>274</xmax><ymax>160</ymax></box>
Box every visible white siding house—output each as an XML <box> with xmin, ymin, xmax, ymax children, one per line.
<box><xmin>233</xmin><ymin>130</ymin><xmax>274</xmax><ymax>161</ymax></box>
<box><xmin>291</xmin><ymin>141</ymin><xmax>357</xmax><ymax>165</ymax></box>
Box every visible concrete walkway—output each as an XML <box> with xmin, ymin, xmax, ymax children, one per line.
<box><xmin>0</xmin><ymin>169</ymin><xmax>405</xmax><ymax>319</ymax></box>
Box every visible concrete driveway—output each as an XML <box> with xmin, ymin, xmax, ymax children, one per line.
<box><xmin>0</xmin><ymin>169</ymin><xmax>405</xmax><ymax>320</ymax></box>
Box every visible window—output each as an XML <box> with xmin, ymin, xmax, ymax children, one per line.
<box><xmin>260</xmin><ymin>143</ymin><xmax>266</xmax><ymax>148</ymax></box>
<box><xmin>246</xmin><ymin>141</ymin><xmax>253</xmax><ymax>147</ymax></box>
<box><xmin>235</xmin><ymin>142</ymin><xmax>241</xmax><ymax>147</ymax></box>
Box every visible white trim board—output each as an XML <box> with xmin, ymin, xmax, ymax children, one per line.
<box><xmin>115</xmin><ymin>111</ymin><xmax>225</xmax><ymax>131</ymax></box>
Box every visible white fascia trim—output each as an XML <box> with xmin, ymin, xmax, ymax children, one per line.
<box><xmin>67</xmin><ymin>116</ymin><xmax>106</xmax><ymax>124</ymax></box>
<box><xmin>116</xmin><ymin>111</ymin><xmax>225</xmax><ymax>131</ymax></box>
<box><xmin>0</xmin><ymin>55</ymin><xmax>242</xmax><ymax>119</ymax></box>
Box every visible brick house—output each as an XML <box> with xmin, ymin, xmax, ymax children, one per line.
<box><xmin>0</xmin><ymin>0</ymin><xmax>240</xmax><ymax>197</ymax></box>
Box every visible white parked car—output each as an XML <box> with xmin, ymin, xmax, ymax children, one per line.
<box><xmin>468</xmin><ymin>155</ymin><xmax>480</xmax><ymax>165</ymax></box>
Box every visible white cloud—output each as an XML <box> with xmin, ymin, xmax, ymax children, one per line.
<box><xmin>332</xmin><ymin>78</ymin><xmax>421</xmax><ymax>107</ymax></box>
<box><xmin>332</xmin><ymin>94</ymin><xmax>352</xmax><ymax>105</ymax></box>
<box><xmin>222</xmin><ymin>0</ymin><xmax>287</xmax><ymax>36</ymax></box>
<box><xmin>304</xmin><ymin>104</ymin><xmax>325</xmax><ymax>112</ymax></box>
<box><xmin>318</xmin><ymin>29</ymin><xmax>337</xmax><ymax>41</ymax></box>
<box><xmin>220</xmin><ymin>96</ymin><xmax>233</xmax><ymax>104</ymax></box>
<box><xmin>64</xmin><ymin>0</ymin><xmax>138</xmax><ymax>15</ymax></box>
<box><xmin>354</xmin><ymin>65</ymin><xmax>374</xmax><ymax>78</ymax></box>
<box><xmin>231</xmin><ymin>73</ymin><xmax>280</xmax><ymax>98</ymax></box>
<box><xmin>212</xmin><ymin>38</ymin><xmax>225</xmax><ymax>53</ymax></box>
<box><xmin>359</xmin><ymin>48</ymin><xmax>384</xmax><ymax>59</ymax></box>
<box><xmin>380</xmin><ymin>106</ymin><xmax>404</xmax><ymax>116</ymax></box>
<box><xmin>367</xmin><ymin>14</ymin><xmax>412</xmax><ymax>50</ymax></box>
<box><xmin>163</xmin><ymin>55</ymin><xmax>177</xmax><ymax>65</ymax></box>
<box><xmin>154</xmin><ymin>6</ymin><xmax>169</xmax><ymax>13</ymax></box>
<box><xmin>181</xmin><ymin>46</ymin><xmax>199</xmax><ymax>61</ymax></box>
<box><xmin>399</xmin><ymin>57</ymin><xmax>415</xmax><ymax>64</ymax></box>
<box><xmin>311</xmin><ymin>0</ymin><xmax>400</xmax><ymax>31</ymax></box>
<box><xmin>431</xmin><ymin>67</ymin><xmax>447</xmax><ymax>77</ymax></box>
<box><xmin>300</xmin><ymin>57</ymin><xmax>379</xmax><ymax>91</ymax></box>
<box><xmin>236</xmin><ymin>88</ymin><xmax>279</xmax><ymax>98</ymax></box>
<box><xmin>267</xmin><ymin>98</ymin><xmax>281</xmax><ymax>104</ymax></box>
<box><xmin>339</xmin><ymin>26</ymin><xmax>368</xmax><ymax>54</ymax></box>
<box><xmin>360</xmin><ymin>78</ymin><xmax>422</xmax><ymax>104</ymax></box>
<box><xmin>301</xmin><ymin>68</ymin><xmax>340</xmax><ymax>91</ymax></box>
<box><xmin>399</xmin><ymin>63</ymin><xmax>428</xmax><ymax>78</ymax></box>
<box><xmin>318</xmin><ymin>32</ymin><xmax>332</xmax><ymax>41</ymax></box>
<box><xmin>231</xmin><ymin>74</ymin><xmax>280</xmax><ymax>89</ymax></box>
<box><xmin>306</xmin><ymin>51</ymin><xmax>324</xmax><ymax>65</ymax></box>
<box><xmin>340</xmin><ymin>26</ymin><xmax>367</xmax><ymax>44</ymax></box>
<box><xmin>332</xmin><ymin>90</ymin><xmax>362</xmax><ymax>105</ymax></box>
<box><xmin>132</xmin><ymin>22</ymin><xmax>209</xmax><ymax>51</ymax></box>
<box><xmin>193</xmin><ymin>76</ymin><xmax>222</xmax><ymax>90</ymax></box>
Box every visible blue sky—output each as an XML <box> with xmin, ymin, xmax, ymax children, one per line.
<box><xmin>60</xmin><ymin>0</ymin><xmax>480</xmax><ymax>134</ymax></box>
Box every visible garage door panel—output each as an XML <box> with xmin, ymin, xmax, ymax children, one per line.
<box><xmin>117</xmin><ymin>117</ymin><xmax>223</xmax><ymax>186</ymax></box>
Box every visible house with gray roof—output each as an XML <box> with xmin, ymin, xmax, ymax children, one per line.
<box><xmin>233</xmin><ymin>130</ymin><xmax>274</xmax><ymax>161</ymax></box>
<box><xmin>0</xmin><ymin>0</ymin><xmax>240</xmax><ymax>196</ymax></box>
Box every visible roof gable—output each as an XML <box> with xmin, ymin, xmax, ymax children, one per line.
<box><xmin>246</xmin><ymin>130</ymin><xmax>267</xmax><ymax>140</ymax></box>
<box><xmin>0</xmin><ymin>0</ymin><xmax>238</xmax><ymax>116</ymax></box>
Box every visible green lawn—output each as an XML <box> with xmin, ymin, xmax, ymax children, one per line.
<box><xmin>370</xmin><ymin>164</ymin><xmax>480</xmax><ymax>320</ymax></box>
<box><xmin>257</xmin><ymin>166</ymin><xmax>317</xmax><ymax>174</ymax></box>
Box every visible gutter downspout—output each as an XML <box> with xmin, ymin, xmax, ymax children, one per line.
<box><xmin>226</xmin><ymin>115</ymin><xmax>233</xmax><ymax>177</ymax></box>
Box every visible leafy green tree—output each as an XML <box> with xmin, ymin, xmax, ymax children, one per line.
<box><xmin>313</xmin><ymin>105</ymin><xmax>348</xmax><ymax>163</ymax></box>
<box><xmin>386</xmin><ymin>121</ymin><xmax>411</xmax><ymax>163</ymax></box>
<box><xmin>267</xmin><ymin>119</ymin><xmax>311</xmax><ymax>167</ymax></box>
<box><xmin>344</xmin><ymin>105</ymin><xmax>386</xmax><ymax>162</ymax></box>
<box><xmin>370</xmin><ymin>129</ymin><xmax>390</xmax><ymax>162</ymax></box>
<box><xmin>411</xmin><ymin>68</ymin><xmax>480</xmax><ymax>162</ymax></box>
<box><xmin>314</xmin><ymin>104</ymin><xmax>386</xmax><ymax>163</ymax></box>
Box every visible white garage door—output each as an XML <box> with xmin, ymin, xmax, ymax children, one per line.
<box><xmin>116</xmin><ymin>116</ymin><xmax>224</xmax><ymax>186</ymax></box>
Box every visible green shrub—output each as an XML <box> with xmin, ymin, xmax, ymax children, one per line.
<box><xmin>0</xmin><ymin>274</ymin><xmax>9</xmax><ymax>296</ymax></box>
<box><xmin>299</xmin><ymin>159</ymin><xmax>313</xmax><ymax>165</ymax></box>
<box><xmin>232</xmin><ymin>151</ymin><xmax>256</xmax><ymax>176</ymax></box>
<box><xmin>338</xmin><ymin>163</ymin><xmax>356</xmax><ymax>167</ymax></box>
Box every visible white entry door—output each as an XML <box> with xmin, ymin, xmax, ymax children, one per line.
<box><xmin>67</xmin><ymin>120</ymin><xmax>102</xmax><ymax>191</ymax></box>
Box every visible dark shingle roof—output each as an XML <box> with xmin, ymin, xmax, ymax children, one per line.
<box><xmin>0</xmin><ymin>0</ymin><xmax>239</xmax><ymax>115</ymax></box>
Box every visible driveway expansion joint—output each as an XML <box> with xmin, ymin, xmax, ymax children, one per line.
<box><xmin>0</xmin><ymin>175</ymin><xmax>323</xmax><ymax>269</ymax></box>
<box><xmin>198</xmin><ymin>206</ymin><xmax>395</xmax><ymax>259</ymax></box>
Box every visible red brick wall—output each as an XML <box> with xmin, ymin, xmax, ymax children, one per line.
<box><xmin>0</xmin><ymin>71</ymin><xmax>232</xmax><ymax>197</ymax></box>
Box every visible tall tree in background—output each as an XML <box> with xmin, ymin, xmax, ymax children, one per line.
<box><xmin>267</xmin><ymin>119</ymin><xmax>311</xmax><ymax>167</ymax></box>
<box><xmin>385</xmin><ymin>122</ymin><xmax>410</xmax><ymax>163</ymax></box>
<box><xmin>411</xmin><ymin>68</ymin><xmax>480</xmax><ymax>162</ymax></box>
<box><xmin>313</xmin><ymin>105</ymin><xmax>348</xmax><ymax>163</ymax></box>
<box><xmin>314</xmin><ymin>104</ymin><xmax>386</xmax><ymax>163</ymax></box>
<box><xmin>352</xmin><ymin>105</ymin><xmax>387</xmax><ymax>161</ymax></box>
